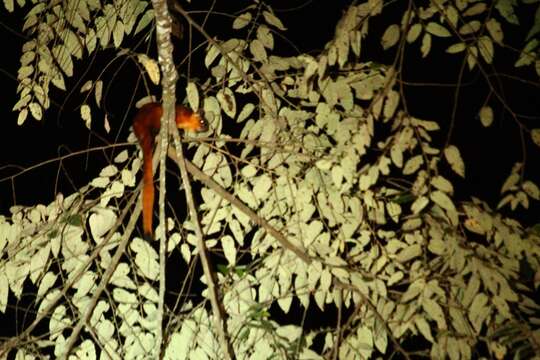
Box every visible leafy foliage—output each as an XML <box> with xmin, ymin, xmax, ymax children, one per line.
<box><xmin>1</xmin><ymin>0</ymin><xmax>540</xmax><ymax>359</ymax></box>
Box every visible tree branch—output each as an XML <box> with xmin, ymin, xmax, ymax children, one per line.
<box><xmin>167</xmin><ymin>148</ymin><xmax>311</xmax><ymax>264</ymax></box>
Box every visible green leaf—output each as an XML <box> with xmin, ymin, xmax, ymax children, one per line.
<box><xmin>469</xmin><ymin>292</ymin><xmax>490</xmax><ymax>333</ymax></box>
<box><xmin>137</xmin><ymin>54</ymin><xmax>160</xmax><ymax>85</ymax></box>
<box><xmin>422</xmin><ymin>297</ymin><xmax>446</xmax><ymax>330</ymax></box>
<box><xmin>381</xmin><ymin>24</ymin><xmax>400</xmax><ymax>50</ymax></box>
<box><xmin>430</xmin><ymin>190</ymin><xmax>458</xmax><ymax>225</ymax></box>
<box><xmin>386</xmin><ymin>202</ymin><xmax>401</xmax><ymax>223</ymax></box>
<box><xmin>522</xmin><ymin>180</ymin><xmax>540</xmax><ymax>200</ymax></box>
<box><xmin>29</xmin><ymin>102</ymin><xmax>42</xmax><ymax>121</ymax></box>
<box><xmin>495</xmin><ymin>0</ymin><xmax>519</xmax><ymax>24</ymax></box>
<box><xmin>17</xmin><ymin>65</ymin><xmax>34</xmax><ymax>80</ymax></box>
<box><xmin>131</xmin><ymin>238</ymin><xmax>159</xmax><ymax>280</ymax></box>
<box><xmin>88</xmin><ymin>208</ymin><xmax>116</xmax><ymax>239</ymax></box>
<box><xmin>80</xmin><ymin>104</ymin><xmax>91</xmax><ymax>129</ymax></box>
<box><xmin>479</xmin><ymin>105</ymin><xmax>493</xmax><ymax>127</ymax></box>
<box><xmin>237</xmin><ymin>103</ymin><xmax>255</xmax><ymax>123</ymax></box>
<box><xmin>459</xmin><ymin>20</ymin><xmax>481</xmax><ymax>35</ymax></box>
<box><xmin>403</xmin><ymin>155</ymin><xmax>424</xmax><ymax>175</ymax></box>
<box><xmin>3</xmin><ymin>0</ymin><xmax>14</xmax><ymax>12</ymax></box>
<box><xmin>406</xmin><ymin>23</ymin><xmax>422</xmax><ymax>43</ymax></box>
<box><xmin>262</xmin><ymin>10</ymin><xmax>286</xmax><ymax>30</ymax></box>
<box><xmin>257</xmin><ymin>25</ymin><xmax>274</xmax><ymax>49</ymax></box>
<box><xmin>428</xmin><ymin>236</ymin><xmax>446</xmax><ymax>255</ymax></box>
<box><xmin>396</xmin><ymin>244</ymin><xmax>421</xmax><ymax>263</ymax></box>
<box><xmin>134</xmin><ymin>9</ymin><xmax>154</xmax><ymax>34</ymax></box>
<box><xmin>232</xmin><ymin>12</ymin><xmax>252</xmax><ymax>30</ymax></box>
<box><xmin>421</xmin><ymin>33</ymin><xmax>431</xmax><ymax>57</ymax></box>
<box><xmin>462</xmin><ymin>275</ymin><xmax>480</xmax><ymax>308</ymax></box>
<box><xmin>86</xmin><ymin>28</ymin><xmax>97</xmax><ymax>53</ymax></box>
<box><xmin>431</xmin><ymin>175</ymin><xmax>454</xmax><ymax>194</ymax></box>
<box><xmin>65</xmin><ymin>28</ymin><xmax>83</xmax><ymax>59</ymax></box>
<box><xmin>113</xmin><ymin>20</ymin><xmax>124</xmax><ymax>48</ymax></box>
<box><xmin>463</xmin><ymin>3</ymin><xmax>487</xmax><ymax>16</ymax></box>
<box><xmin>486</xmin><ymin>18</ymin><xmax>504</xmax><ymax>44</ymax></box>
<box><xmin>446</xmin><ymin>42</ymin><xmax>466</xmax><ymax>54</ymax></box>
<box><xmin>444</xmin><ymin>145</ymin><xmax>465</xmax><ymax>177</ymax></box>
<box><xmin>478</xmin><ymin>36</ymin><xmax>494</xmax><ymax>64</ymax></box>
<box><xmin>402</xmin><ymin>278</ymin><xmax>425</xmax><ymax>302</ymax></box>
<box><xmin>415</xmin><ymin>316</ymin><xmax>434</xmax><ymax>342</ymax></box>
<box><xmin>426</xmin><ymin>22</ymin><xmax>451</xmax><ymax>37</ymax></box>
<box><xmin>501</xmin><ymin>172</ymin><xmax>519</xmax><ymax>193</ymax></box>
<box><xmin>222</xmin><ymin>235</ymin><xmax>236</xmax><ymax>266</ymax></box>
<box><xmin>186</xmin><ymin>82</ymin><xmax>199</xmax><ymax>111</ymax></box>
<box><xmin>205</xmin><ymin>43</ymin><xmax>220</xmax><ymax>68</ymax></box>
<box><xmin>531</xmin><ymin>128</ymin><xmax>540</xmax><ymax>147</ymax></box>
<box><xmin>411</xmin><ymin>196</ymin><xmax>429</xmax><ymax>214</ymax></box>
<box><xmin>95</xmin><ymin>80</ymin><xmax>103</xmax><ymax>107</ymax></box>
<box><xmin>17</xmin><ymin>108</ymin><xmax>28</xmax><ymax>125</ymax></box>
<box><xmin>467</xmin><ymin>46</ymin><xmax>478</xmax><ymax>69</ymax></box>
<box><xmin>217</xmin><ymin>87</ymin><xmax>237</xmax><ymax>118</ymax></box>
<box><xmin>249</xmin><ymin>39</ymin><xmax>267</xmax><ymax>62</ymax></box>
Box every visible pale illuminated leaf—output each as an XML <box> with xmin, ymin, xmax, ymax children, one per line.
<box><xmin>431</xmin><ymin>175</ymin><xmax>453</xmax><ymax>194</ymax></box>
<box><xmin>233</xmin><ymin>12</ymin><xmax>251</xmax><ymax>30</ymax></box>
<box><xmin>415</xmin><ymin>316</ymin><xmax>434</xmax><ymax>342</ymax></box>
<box><xmin>411</xmin><ymin>196</ymin><xmax>429</xmax><ymax>214</ymax></box>
<box><xmin>257</xmin><ymin>25</ymin><xmax>274</xmax><ymax>49</ymax></box>
<box><xmin>469</xmin><ymin>292</ymin><xmax>489</xmax><ymax>333</ymax></box>
<box><xmin>501</xmin><ymin>172</ymin><xmax>519</xmax><ymax>193</ymax></box>
<box><xmin>407</xmin><ymin>23</ymin><xmax>422</xmax><ymax>43</ymax></box>
<box><xmin>426</xmin><ymin>22</ymin><xmax>451</xmax><ymax>37</ymax></box>
<box><xmin>463</xmin><ymin>3</ymin><xmax>487</xmax><ymax>16</ymax></box>
<box><xmin>396</xmin><ymin>244</ymin><xmax>421</xmax><ymax>263</ymax></box>
<box><xmin>222</xmin><ymin>235</ymin><xmax>236</xmax><ymax>266</ymax></box>
<box><xmin>186</xmin><ymin>82</ymin><xmax>199</xmax><ymax>111</ymax></box>
<box><xmin>29</xmin><ymin>102</ymin><xmax>42</xmax><ymax>121</ymax></box>
<box><xmin>0</xmin><ymin>273</ymin><xmax>8</xmax><ymax>312</ymax></box>
<box><xmin>486</xmin><ymin>18</ymin><xmax>504</xmax><ymax>44</ymax></box>
<box><xmin>403</xmin><ymin>155</ymin><xmax>423</xmax><ymax>175</ymax></box>
<box><xmin>381</xmin><ymin>24</ymin><xmax>400</xmax><ymax>50</ymax></box>
<box><xmin>421</xmin><ymin>33</ymin><xmax>431</xmax><ymax>57</ymax></box>
<box><xmin>135</xmin><ymin>9</ymin><xmax>154</xmax><ymax>34</ymax></box>
<box><xmin>444</xmin><ymin>145</ymin><xmax>465</xmax><ymax>177</ymax></box>
<box><xmin>478</xmin><ymin>36</ymin><xmax>494</xmax><ymax>63</ymax></box>
<box><xmin>89</xmin><ymin>208</ymin><xmax>117</xmax><ymax>239</ymax></box>
<box><xmin>523</xmin><ymin>180</ymin><xmax>540</xmax><ymax>200</ymax></box>
<box><xmin>263</xmin><ymin>11</ymin><xmax>286</xmax><ymax>30</ymax></box>
<box><xmin>17</xmin><ymin>108</ymin><xmax>28</xmax><ymax>125</ymax></box>
<box><xmin>237</xmin><ymin>103</ymin><xmax>255</xmax><ymax>123</ymax></box>
<box><xmin>422</xmin><ymin>297</ymin><xmax>446</xmax><ymax>330</ymax></box>
<box><xmin>137</xmin><ymin>54</ymin><xmax>160</xmax><ymax>85</ymax></box>
<box><xmin>430</xmin><ymin>190</ymin><xmax>458</xmax><ymax>225</ymax></box>
<box><xmin>250</xmin><ymin>39</ymin><xmax>267</xmax><ymax>62</ymax></box>
<box><xmin>446</xmin><ymin>42</ymin><xmax>466</xmax><ymax>54</ymax></box>
<box><xmin>479</xmin><ymin>105</ymin><xmax>493</xmax><ymax>127</ymax></box>
<box><xmin>217</xmin><ymin>87</ymin><xmax>236</xmax><ymax>118</ymax></box>
<box><xmin>531</xmin><ymin>128</ymin><xmax>540</xmax><ymax>147</ymax></box>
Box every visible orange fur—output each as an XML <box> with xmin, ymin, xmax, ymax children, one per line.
<box><xmin>133</xmin><ymin>102</ymin><xmax>207</xmax><ymax>239</ymax></box>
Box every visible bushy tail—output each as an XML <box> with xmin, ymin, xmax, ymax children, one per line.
<box><xmin>142</xmin><ymin>148</ymin><xmax>154</xmax><ymax>240</ymax></box>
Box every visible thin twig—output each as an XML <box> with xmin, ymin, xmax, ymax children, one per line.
<box><xmin>334</xmin><ymin>278</ymin><xmax>411</xmax><ymax>360</ymax></box>
<box><xmin>61</xmin><ymin>192</ymin><xmax>142</xmax><ymax>358</ymax></box>
<box><xmin>167</xmin><ymin>148</ymin><xmax>311</xmax><ymax>264</ymax></box>
<box><xmin>170</xmin><ymin>129</ymin><xmax>236</xmax><ymax>359</ymax></box>
<box><xmin>0</xmin><ymin>191</ymin><xmax>139</xmax><ymax>357</ymax></box>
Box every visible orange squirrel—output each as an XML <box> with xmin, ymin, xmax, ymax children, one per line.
<box><xmin>133</xmin><ymin>102</ymin><xmax>207</xmax><ymax>239</ymax></box>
